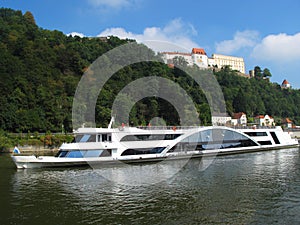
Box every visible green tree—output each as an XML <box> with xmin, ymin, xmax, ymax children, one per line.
<box><xmin>24</xmin><ymin>11</ymin><xmax>36</xmax><ymax>24</ymax></box>
<box><xmin>262</xmin><ymin>68</ymin><xmax>272</xmax><ymax>79</ymax></box>
<box><xmin>254</xmin><ymin>66</ymin><xmax>262</xmax><ymax>79</ymax></box>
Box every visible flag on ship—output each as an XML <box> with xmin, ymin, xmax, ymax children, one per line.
<box><xmin>13</xmin><ymin>146</ymin><xmax>20</xmax><ymax>154</ymax></box>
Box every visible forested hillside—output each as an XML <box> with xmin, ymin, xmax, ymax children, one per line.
<box><xmin>0</xmin><ymin>8</ymin><xmax>299</xmax><ymax>133</ymax></box>
<box><xmin>0</xmin><ymin>8</ymin><xmax>131</xmax><ymax>132</ymax></box>
<box><xmin>216</xmin><ymin>67</ymin><xmax>300</xmax><ymax>125</ymax></box>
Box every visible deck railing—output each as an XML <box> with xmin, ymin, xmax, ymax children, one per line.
<box><xmin>136</xmin><ymin>126</ymin><xmax>200</xmax><ymax>130</ymax></box>
<box><xmin>136</xmin><ymin>125</ymin><xmax>278</xmax><ymax>130</ymax></box>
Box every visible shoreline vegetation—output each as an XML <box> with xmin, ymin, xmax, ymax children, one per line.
<box><xmin>0</xmin><ymin>131</ymin><xmax>73</xmax><ymax>153</ymax></box>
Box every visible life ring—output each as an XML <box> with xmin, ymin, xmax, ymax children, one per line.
<box><xmin>172</xmin><ymin>126</ymin><xmax>176</xmax><ymax>131</ymax></box>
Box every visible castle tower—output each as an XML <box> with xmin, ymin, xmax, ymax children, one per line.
<box><xmin>281</xmin><ymin>79</ymin><xmax>291</xmax><ymax>89</ymax></box>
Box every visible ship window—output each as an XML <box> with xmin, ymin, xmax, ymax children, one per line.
<box><xmin>56</xmin><ymin>150</ymin><xmax>68</xmax><ymax>158</ymax></box>
<box><xmin>120</xmin><ymin>134</ymin><xmax>181</xmax><ymax>142</ymax></box>
<box><xmin>98</xmin><ymin>134</ymin><xmax>111</xmax><ymax>142</ymax></box>
<box><xmin>168</xmin><ymin>128</ymin><xmax>258</xmax><ymax>153</ymax></box>
<box><xmin>87</xmin><ymin>135</ymin><xmax>96</xmax><ymax>142</ymax></box>
<box><xmin>270</xmin><ymin>132</ymin><xmax>280</xmax><ymax>144</ymax></box>
<box><xmin>102</xmin><ymin>134</ymin><xmax>108</xmax><ymax>141</ymax></box>
<box><xmin>258</xmin><ymin>141</ymin><xmax>272</xmax><ymax>145</ymax></box>
<box><xmin>165</xmin><ymin>134</ymin><xmax>181</xmax><ymax>140</ymax></box>
<box><xmin>80</xmin><ymin>135</ymin><xmax>90</xmax><ymax>142</ymax></box>
<box><xmin>244</xmin><ymin>132</ymin><xmax>267</xmax><ymax>137</ymax></box>
<box><xmin>67</xmin><ymin>150</ymin><xmax>84</xmax><ymax>158</ymax></box>
<box><xmin>75</xmin><ymin>135</ymin><xmax>83</xmax><ymax>142</ymax></box>
<box><xmin>84</xmin><ymin>150</ymin><xmax>103</xmax><ymax>157</ymax></box>
<box><xmin>100</xmin><ymin>149</ymin><xmax>112</xmax><ymax>157</ymax></box>
<box><xmin>75</xmin><ymin>135</ymin><xmax>96</xmax><ymax>142</ymax></box>
<box><xmin>121</xmin><ymin>147</ymin><xmax>165</xmax><ymax>156</ymax></box>
<box><xmin>84</xmin><ymin>149</ymin><xmax>111</xmax><ymax>158</ymax></box>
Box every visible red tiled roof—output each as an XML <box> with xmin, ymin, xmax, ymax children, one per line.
<box><xmin>192</xmin><ymin>48</ymin><xmax>206</xmax><ymax>55</ymax></box>
<box><xmin>255</xmin><ymin>115</ymin><xmax>273</xmax><ymax>119</ymax></box>
<box><xmin>282</xmin><ymin>79</ymin><xmax>289</xmax><ymax>85</ymax></box>
<box><xmin>255</xmin><ymin>115</ymin><xmax>265</xmax><ymax>119</ymax></box>
<box><xmin>282</xmin><ymin>118</ymin><xmax>292</xmax><ymax>123</ymax></box>
<box><xmin>233</xmin><ymin>112</ymin><xmax>245</xmax><ymax>119</ymax></box>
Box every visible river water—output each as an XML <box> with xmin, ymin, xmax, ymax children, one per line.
<box><xmin>1</xmin><ymin>148</ymin><xmax>300</xmax><ymax>224</ymax></box>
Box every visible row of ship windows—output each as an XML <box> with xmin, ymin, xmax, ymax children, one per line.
<box><xmin>56</xmin><ymin>139</ymin><xmax>259</xmax><ymax>158</ymax></box>
<box><xmin>56</xmin><ymin>139</ymin><xmax>275</xmax><ymax>158</ymax></box>
<box><xmin>75</xmin><ymin>134</ymin><xmax>112</xmax><ymax>143</ymax></box>
<box><xmin>74</xmin><ymin>131</ymin><xmax>271</xmax><ymax>143</ymax></box>
<box><xmin>121</xmin><ymin>129</ymin><xmax>251</xmax><ymax>143</ymax></box>
<box><xmin>120</xmin><ymin>134</ymin><xmax>181</xmax><ymax>142</ymax></box>
<box><xmin>74</xmin><ymin>133</ymin><xmax>182</xmax><ymax>143</ymax></box>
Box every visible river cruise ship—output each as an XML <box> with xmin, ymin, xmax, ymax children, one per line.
<box><xmin>11</xmin><ymin>121</ymin><xmax>299</xmax><ymax>169</ymax></box>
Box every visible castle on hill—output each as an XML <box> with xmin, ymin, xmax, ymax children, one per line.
<box><xmin>161</xmin><ymin>48</ymin><xmax>245</xmax><ymax>74</ymax></box>
<box><xmin>161</xmin><ymin>48</ymin><xmax>292</xmax><ymax>88</ymax></box>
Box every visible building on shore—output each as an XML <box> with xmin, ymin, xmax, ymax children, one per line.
<box><xmin>282</xmin><ymin>118</ymin><xmax>293</xmax><ymax>128</ymax></box>
<box><xmin>212</xmin><ymin>112</ymin><xmax>247</xmax><ymax>126</ymax></box>
<box><xmin>211</xmin><ymin>114</ymin><xmax>232</xmax><ymax>126</ymax></box>
<box><xmin>255</xmin><ymin>115</ymin><xmax>275</xmax><ymax>127</ymax></box>
<box><xmin>231</xmin><ymin>112</ymin><xmax>247</xmax><ymax>126</ymax></box>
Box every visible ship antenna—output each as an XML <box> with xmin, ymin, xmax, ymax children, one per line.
<box><xmin>108</xmin><ymin>116</ymin><xmax>115</xmax><ymax>129</ymax></box>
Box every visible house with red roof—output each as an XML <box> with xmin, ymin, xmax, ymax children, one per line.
<box><xmin>282</xmin><ymin>118</ymin><xmax>293</xmax><ymax>128</ymax></box>
<box><xmin>231</xmin><ymin>112</ymin><xmax>247</xmax><ymax>126</ymax></box>
<box><xmin>255</xmin><ymin>115</ymin><xmax>275</xmax><ymax>127</ymax></box>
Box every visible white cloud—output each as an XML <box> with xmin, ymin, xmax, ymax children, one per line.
<box><xmin>97</xmin><ymin>18</ymin><xmax>200</xmax><ymax>52</ymax></box>
<box><xmin>67</xmin><ymin>32</ymin><xmax>85</xmax><ymax>38</ymax></box>
<box><xmin>251</xmin><ymin>33</ymin><xmax>300</xmax><ymax>63</ymax></box>
<box><xmin>215</xmin><ymin>30</ymin><xmax>259</xmax><ymax>54</ymax></box>
<box><xmin>88</xmin><ymin>0</ymin><xmax>137</xmax><ymax>9</ymax></box>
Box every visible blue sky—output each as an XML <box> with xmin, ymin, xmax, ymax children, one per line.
<box><xmin>2</xmin><ymin>0</ymin><xmax>300</xmax><ymax>87</ymax></box>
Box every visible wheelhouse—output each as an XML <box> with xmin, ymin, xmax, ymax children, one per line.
<box><xmin>75</xmin><ymin>133</ymin><xmax>112</xmax><ymax>143</ymax></box>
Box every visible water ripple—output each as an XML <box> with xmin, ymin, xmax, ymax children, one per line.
<box><xmin>1</xmin><ymin>148</ymin><xmax>300</xmax><ymax>224</ymax></box>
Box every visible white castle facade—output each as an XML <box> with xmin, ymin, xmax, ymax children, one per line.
<box><xmin>161</xmin><ymin>48</ymin><xmax>245</xmax><ymax>74</ymax></box>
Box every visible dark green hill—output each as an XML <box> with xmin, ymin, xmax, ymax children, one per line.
<box><xmin>0</xmin><ymin>8</ymin><xmax>299</xmax><ymax>133</ymax></box>
<box><xmin>0</xmin><ymin>8</ymin><xmax>131</xmax><ymax>132</ymax></box>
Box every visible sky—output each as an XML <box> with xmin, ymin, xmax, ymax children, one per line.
<box><xmin>2</xmin><ymin>0</ymin><xmax>300</xmax><ymax>87</ymax></box>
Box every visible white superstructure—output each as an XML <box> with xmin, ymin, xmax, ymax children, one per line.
<box><xmin>11</xmin><ymin>122</ymin><xmax>299</xmax><ymax>169</ymax></box>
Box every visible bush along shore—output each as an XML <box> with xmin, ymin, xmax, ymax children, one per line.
<box><xmin>0</xmin><ymin>130</ymin><xmax>74</xmax><ymax>153</ymax></box>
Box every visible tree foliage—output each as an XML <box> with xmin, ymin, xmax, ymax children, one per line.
<box><xmin>215</xmin><ymin>67</ymin><xmax>300</xmax><ymax>124</ymax></box>
<box><xmin>0</xmin><ymin>8</ymin><xmax>130</xmax><ymax>132</ymax></box>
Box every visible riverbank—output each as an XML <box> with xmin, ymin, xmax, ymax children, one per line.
<box><xmin>8</xmin><ymin>146</ymin><xmax>59</xmax><ymax>156</ymax></box>
<box><xmin>0</xmin><ymin>131</ymin><xmax>73</xmax><ymax>154</ymax></box>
